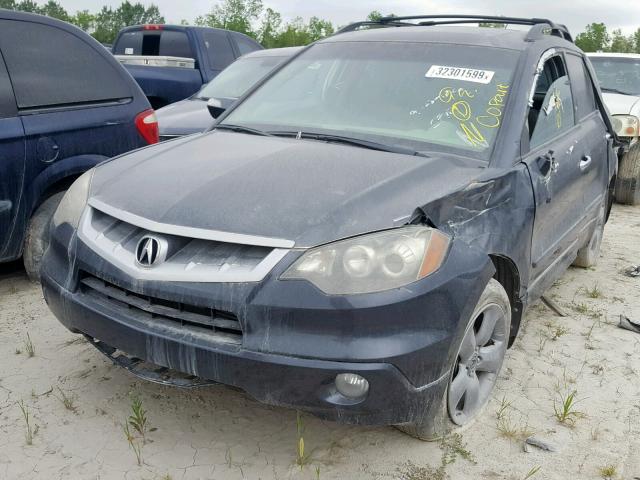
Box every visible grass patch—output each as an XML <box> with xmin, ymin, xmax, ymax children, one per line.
<box><xmin>18</xmin><ymin>401</ymin><xmax>34</xmax><ymax>446</ymax></box>
<box><xmin>523</xmin><ymin>466</ymin><xmax>542</xmax><ymax>479</ymax></box>
<box><xmin>123</xmin><ymin>422</ymin><xmax>142</xmax><ymax>466</ymax></box>
<box><xmin>56</xmin><ymin>387</ymin><xmax>78</xmax><ymax>414</ymax></box>
<box><xmin>128</xmin><ymin>395</ymin><xmax>148</xmax><ymax>442</ymax></box>
<box><xmin>295</xmin><ymin>411</ymin><xmax>312</xmax><ymax>469</ymax></box>
<box><xmin>554</xmin><ymin>390</ymin><xmax>585</xmax><ymax>426</ymax></box>
<box><xmin>583</xmin><ymin>284</ymin><xmax>602</xmax><ymax>299</ymax></box>
<box><xmin>543</xmin><ymin>320</ymin><xmax>569</xmax><ymax>341</ymax></box>
<box><xmin>24</xmin><ymin>333</ymin><xmax>35</xmax><ymax>357</ymax></box>
<box><xmin>598</xmin><ymin>464</ymin><xmax>617</xmax><ymax>479</ymax></box>
<box><xmin>397</xmin><ymin>433</ymin><xmax>475</xmax><ymax>480</ymax></box>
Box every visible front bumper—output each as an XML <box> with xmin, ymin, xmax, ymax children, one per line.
<box><xmin>43</xmin><ymin>273</ymin><xmax>455</xmax><ymax>424</ymax></box>
<box><xmin>42</xmin><ymin>231</ymin><xmax>493</xmax><ymax>425</ymax></box>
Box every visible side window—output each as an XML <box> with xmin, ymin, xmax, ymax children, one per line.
<box><xmin>528</xmin><ymin>54</ymin><xmax>575</xmax><ymax>150</ymax></box>
<box><xmin>234</xmin><ymin>34</ymin><xmax>261</xmax><ymax>56</ymax></box>
<box><xmin>565</xmin><ymin>53</ymin><xmax>597</xmax><ymax>120</ymax></box>
<box><xmin>0</xmin><ymin>20</ymin><xmax>132</xmax><ymax>109</ymax></box>
<box><xmin>202</xmin><ymin>30</ymin><xmax>236</xmax><ymax>70</ymax></box>
<box><xmin>113</xmin><ymin>31</ymin><xmax>142</xmax><ymax>55</ymax></box>
<box><xmin>158</xmin><ymin>31</ymin><xmax>193</xmax><ymax>58</ymax></box>
<box><xmin>0</xmin><ymin>51</ymin><xmax>17</xmax><ymax>118</ymax></box>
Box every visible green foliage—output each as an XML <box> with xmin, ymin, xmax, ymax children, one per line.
<box><xmin>17</xmin><ymin>1</ymin><xmax>640</xmax><ymax>55</ymax></box>
<box><xmin>92</xmin><ymin>2</ymin><xmax>164</xmax><ymax>44</ymax></box>
<box><xmin>196</xmin><ymin>0</ymin><xmax>262</xmax><ymax>38</ymax></box>
<box><xmin>610</xmin><ymin>28</ymin><xmax>634</xmax><ymax>53</ymax></box>
<box><xmin>575</xmin><ymin>22</ymin><xmax>610</xmax><ymax>52</ymax></box>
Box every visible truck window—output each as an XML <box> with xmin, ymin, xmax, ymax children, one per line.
<box><xmin>234</xmin><ymin>34</ymin><xmax>261</xmax><ymax>55</ymax></box>
<box><xmin>113</xmin><ymin>31</ymin><xmax>142</xmax><ymax>55</ymax></box>
<box><xmin>0</xmin><ymin>20</ymin><xmax>132</xmax><ymax>109</ymax></box>
<box><xmin>202</xmin><ymin>30</ymin><xmax>236</xmax><ymax>70</ymax></box>
<box><xmin>158</xmin><ymin>31</ymin><xmax>192</xmax><ymax>58</ymax></box>
<box><xmin>0</xmin><ymin>51</ymin><xmax>17</xmax><ymax>118</ymax></box>
<box><xmin>114</xmin><ymin>30</ymin><xmax>193</xmax><ymax>59</ymax></box>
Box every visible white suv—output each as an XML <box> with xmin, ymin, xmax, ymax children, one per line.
<box><xmin>588</xmin><ymin>53</ymin><xmax>640</xmax><ymax>204</ymax></box>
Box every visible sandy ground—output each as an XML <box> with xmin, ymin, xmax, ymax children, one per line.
<box><xmin>1</xmin><ymin>205</ymin><xmax>640</xmax><ymax>480</ymax></box>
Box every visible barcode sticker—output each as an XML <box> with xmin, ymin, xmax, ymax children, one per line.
<box><xmin>425</xmin><ymin>65</ymin><xmax>495</xmax><ymax>84</ymax></box>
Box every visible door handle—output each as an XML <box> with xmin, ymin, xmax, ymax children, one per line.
<box><xmin>579</xmin><ymin>155</ymin><xmax>592</xmax><ymax>171</ymax></box>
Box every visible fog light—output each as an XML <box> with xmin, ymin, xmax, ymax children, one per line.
<box><xmin>335</xmin><ymin>373</ymin><xmax>369</xmax><ymax>398</ymax></box>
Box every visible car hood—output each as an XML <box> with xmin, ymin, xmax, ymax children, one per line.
<box><xmin>602</xmin><ymin>92</ymin><xmax>640</xmax><ymax>116</ymax></box>
<box><xmin>156</xmin><ymin>98</ymin><xmax>234</xmax><ymax>136</ymax></box>
<box><xmin>90</xmin><ymin>132</ymin><xmax>485</xmax><ymax>248</ymax></box>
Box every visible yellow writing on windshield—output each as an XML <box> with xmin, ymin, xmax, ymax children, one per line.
<box><xmin>436</xmin><ymin>82</ymin><xmax>510</xmax><ymax>147</ymax></box>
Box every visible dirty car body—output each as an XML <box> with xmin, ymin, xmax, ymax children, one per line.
<box><xmin>42</xmin><ymin>18</ymin><xmax>616</xmax><ymax>427</ymax></box>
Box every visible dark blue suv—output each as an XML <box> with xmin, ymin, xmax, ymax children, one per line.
<box><xmin>0</xmin><ymin>10</ymin><xmax>157</xmax><ymax>280</ymax></box>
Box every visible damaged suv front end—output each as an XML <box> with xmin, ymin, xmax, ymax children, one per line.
<box><xmin>42</xmin><ymin>128</ymin><xmax>496</xmax><ymax>426</ymax></box>
<box><xmin>43</xmin><ymin>20</ymin><xmax>612</xmax><ymax>438</ymax></box>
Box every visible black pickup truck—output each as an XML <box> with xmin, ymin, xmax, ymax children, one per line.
<box><xmin>112</xmin><ymin>24</ymin><xmax>263</xmax><ymax>108</ymax></box>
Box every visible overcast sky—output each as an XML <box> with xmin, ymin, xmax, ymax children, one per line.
<box><xmin>56</xmin><ymin>0</ymin><xmax>640</xmax><ymax>35</ymax></box>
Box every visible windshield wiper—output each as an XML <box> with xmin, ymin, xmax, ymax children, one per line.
<box><xmin>214</xmin><ymin>124</ymin><xmax>273</xmax><ymax>136</ymax></box>
<box><xmin>269</xmin><ymin>131</ymin><xmax>429</xmax><ymax>157</ymax></box>
<box><xmin>600</xmin><ymin>86</ymin><xmax>634</xmax><ymax>96</ymax></box>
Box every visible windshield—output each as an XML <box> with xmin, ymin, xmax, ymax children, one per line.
<box><xmin>590</xmin><ymin>56</ymin><xmax>640</xmax><ymax>96</ymax></box>
<box><xmin>221</xmin><ymin>42</ymin><xmax>520</xmax><ymax>159</ymax></box>
<box><xmin>196</xmin><ymin>55</ymin><xmax>287</xmax><ymax>100</ymax></box>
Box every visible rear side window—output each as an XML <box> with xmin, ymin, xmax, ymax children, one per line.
<box><xmin>234</xmin><ymin>34</ymin><xmax>261</xmax><ymax>55</ymax></box>
<box><xmin>0</xmin><ymin>51</ymin><xmax>17</xmax><ymax>118</ymax></box>
<box><xmin>113</xmin><ymin>31</ymin><xmax>142</xmax><ymax>55</ymax></box>
<box><xmin>0</xmin><ymin>20</ymin><xmax>132</xmax><ymax>109</ymax></box>
<box><xmin>566</xmin><ymin>53</ymin><xmax>597</xmax><ymax>120</ymax></box>
<box><xmin>158</xmin><ymin>31</ymin><xmax>192</xmax><ymax>58</ymax></box>
<box><xmin>202</xmin><ymin>30</ymin><xmax>236</xmax><ymax>70</ymax></box>
<box><xmin>114</xmin><ymin>30</ymin><xmax>193</xmax><ymax>58</ymax></box>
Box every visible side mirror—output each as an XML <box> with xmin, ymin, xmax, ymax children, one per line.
<box><xmin>207</xmin><ymin>98</ymin><xmax>226</xmax><ymax>119</ymax></box>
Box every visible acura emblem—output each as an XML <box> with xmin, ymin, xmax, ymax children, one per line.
<box><xmin>135</xmin><ymin>235</ymin><xmax>167</xmax><ymax>267</ymax></box>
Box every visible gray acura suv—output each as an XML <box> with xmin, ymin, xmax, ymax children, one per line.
<box><xmin>41</xmin><ymin>15</ymin><xmax>616</xmax><ymax>439</ymax></box>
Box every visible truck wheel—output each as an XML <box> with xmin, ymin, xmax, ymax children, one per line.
<box><xmin>615</xmin><ymin>144</ymin><xmax>640</xmax><ymax>205</ymax></box>
<box><xmin>397</xmin><ymin>279</ymin><xmax>511</xmax><ymax>440</ymax></box>
<box><xmin>573</xmin><ymin>201</ymin><xmax>605</xmax><ymax>268</ymax></box>
<box><xmin>23</xmin><ymin>192</ymin><xmax>64</xmax><ymax>282</ymax></box>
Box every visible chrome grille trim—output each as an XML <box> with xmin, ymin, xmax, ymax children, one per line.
<box><xmin>88</xmin><ymin>198</ymin><xmax>295</xmax><ymax>248</ymax></box>
<box><xmin>78</xmin><ymin>205</ymin><xmax>290</xmax><ymax>283</ymax></box>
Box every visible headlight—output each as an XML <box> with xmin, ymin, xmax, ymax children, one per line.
<box><xmin>612</xmin><ymin>115</ymin><xmax>639</xmax><ymax>137</ymax></box>
<box><xmin>281</xmin><ymin>226</ymin><xmax>450</xmax><ymax>295</ymax></box>
<box><xmin>52</xmin><ymin>169</ymin><xmax>94</xmax><ymax>229</ymax></box>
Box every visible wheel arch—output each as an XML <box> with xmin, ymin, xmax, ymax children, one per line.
<box><xmin>488</xmin><ymin>254</ymin><xmax>523</xmax><ymax>346</ymax></box>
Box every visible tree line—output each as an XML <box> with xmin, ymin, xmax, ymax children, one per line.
<box><xmin>1</xmin><ymin>0</ymin><xmax>639</xmax><ymax>53</ymax></box>
<box><xmin>575</xmin><ymin>23</ymin><xmax>640</xmax><ymax>53</ymax></box>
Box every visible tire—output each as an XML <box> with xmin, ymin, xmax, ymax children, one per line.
<box><xmin>23</xmin><ymin>192</ymin><xmax>64</xmax><ymax>282</ymax></box>
<box><xmin>397</xmin><ymin>279</ymin><xmax>511</xmax><ymax>440</ymax></box>
<box><xmin>573</xmin><ymin>201</ymin><xmax>606</xmax><ymax>268</ymax></box>
<box><xmin>615</xmin><ymin>143</ymin><xmax>640</xmax><ymax>205</ymax></box>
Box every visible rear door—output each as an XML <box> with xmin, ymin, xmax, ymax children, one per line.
<box><xmin>0</xmin><ymin>47</ymin><xmax>24</xmax><ymax>258</ymax></box>
<box><xmin>564</xmin><ymin>52</ymin><xmax>609</xmax><ymax>218</ymax></box>
<box><xmin>522</xmin><ymin>52</ymin><xmax>584</xmax><ymax>286</ymax></box>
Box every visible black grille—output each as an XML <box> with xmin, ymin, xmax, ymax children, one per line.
<box><xmin>80</xmin><ymin>275</ymin><xmax>242</xmax><ymax>343</ymax></box>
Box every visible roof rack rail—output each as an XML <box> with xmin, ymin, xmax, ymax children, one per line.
<box><xmin>336</xmin><ymin>14</ymin><xmax>573</xmax><ymax>43</ymax></box>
